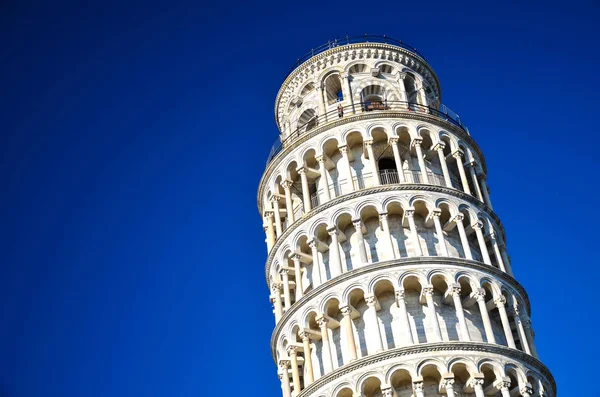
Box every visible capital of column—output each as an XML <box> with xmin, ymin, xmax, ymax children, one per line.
<box><xmin>452</xmin><ymin>149</ymin><xmax>464</xmax><ymax>160</ymax></box>
<box><xmin>352</xmin><ymin>218</ymin><xmax>363</xmax><ymax>229</ymax></box>
<box><xmin>379</xmin><ymin>213</ymin><xmax>388</xmax><ymax>222</ymax></box>
<box><xmin>279</xmin><ymin>268</ymin><xmax>289</xmax><ymax>277</ymax></box>
<box><xmin>431</xmin><ymin>208</ymin><xmax>442</xmax><ymax>218</ymax></box>
<box><xmin>395</xmin><ymin>289</ymin><xmax>406</xmax><ymax>300</ymax></box>
<box><xmin>316</xmin><ymin>155</ymin><xmax>326</xmax><ymax>163</ymax></box>
<box><xmin>340</xmin><ymin>305</ymin><xmax>352</xmax><ymax>317</ymax></box>
<box><xmin>413</xmin><ymin>381</ymin><xmax>424</xmax><ymax>392</ymax></box>
<box><xmin>388</xmin><ymin>137</ymin><xmax>399</xmax><ymax>145</ymax></box>
<box><xmin>264</xmin><ymin>210</ymin><xmax>274</xmax><ymax>219</ymax></box>
<box><xmin>316</xmin><ymin>315</ymin><xmax>329</xmax><ymax>329</ymax></box>
<box><xmin>365</xmin><ymin>293</ymin><xmax>377</xmax><ymax>307</ymax></box>
<box><xmin>278</xmin><ymin>360</ymin><xmax>290</xmax><ymax>372</ymax></box>
<box><xmin>494</xmin><ymin>379</ymin><xmax>511</xmax><ymax>392</ymax></box>
<box><xmin>494</xmin><ymin>296</ymin><xmax>507</xmax><ymax>307</ymax></box>
<box><xmin>307</xmin><ymin>239</ymin><xmax>317</xmax><ymax>249</ymax></box>
<box><xmin>289</xmin><ymin>252</ymin><xmax>301</xmax><ymax>262</ymax></box>
<box><xmin>286</xmin><ymin>345</ymin><xmax>298</xmax><ymax>356</ymax></box>
<box><xmin>521</xmin><ymin>385</ymin><xmax>533</xmax><ymax>395</ymax></box>
<box><xmin>338</xmin><ymin>145</ymin><xmax>349</xmax><ymax>155</ymax></box>
<box><xmin>442</xmin><ymin>378</ymin><xmax>455</xmax><ymax>390</ymax></box>
<box><xmin>450</xmin><ymin>283</ymin><xmax>461</xmax><ymax>297</ymax></box>
<box><xmin>474</xmin><ymin>288</ymin><xmax>486</xmax><ymax>302</ymax></box>
<box><xmin>298</xmin><ymin>330</ymin><xmax>310</xmax><ymax>342</ymax></box>
<box><xmin>468</xmin><ymin>378</ymin><xmax>484</xmax><ymax>389</ymax></box>
<box><xmin>411</xmin><ymin>138</ymin><xmax>423</xmax><ymax>148</ymax></box>
<box><xmin>433</xmin><ymin>142</ymin><xmax>446</xmax><ymax>151</ymax></box>
<box><xmin>422</xmin><ymin>285</ymin><xmax>435</xmax><ymax>296</ymax></box>
<box><xmin>270</xmin><ymin>195</ymin><xmax>280</xmax><ymax>203</ymax></box>
<box><xmin>405</xmin><ymin>208</ymin><xmax>415</xmax><ymax>218</ymax></box>
<box><xmin>297</xmin><ymin>167</ymin><xmax>307</xmax><ymax>175</ymax></box>
<box><xmin>452</xmin><ymin>213</ymin><xmax>464</xmax><ymax>222</ymax></box>
<box><xmin>472</xmin><ymin>221</ymin><xmax>484</xmax><ymax>231</ymax></box>
<box><xmin>381</xmin><ymin>387</ymin><xmax>394</xmax><ymax>397</ymax></box>
<box><xmin>271</xmin><ymin>282</ymin><xmax>283</xmax><ymax>293</ymax></box>
<box><xmin>280</xmin><ymin>180</ymin><xmax>293</xmax><ymax>190</ymax></box>
<box><xmin>327</xmin><ymin>226</ymin><xmax>338</xmax><ymax>236</ymax></box>
<box><xmin>364</xmin><ymin>139</ymin><xmax>373</xmax><ymax>148</ymax></box>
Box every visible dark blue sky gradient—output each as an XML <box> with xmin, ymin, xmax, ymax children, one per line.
<box><xmin>1</xmin><ymin>1</ymin><xmax>599</xmax><ymax>396</ymax></box>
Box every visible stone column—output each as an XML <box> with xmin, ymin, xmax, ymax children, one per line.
<box><xmin>412</xmin><ymin>138</ymin><xmax>429</xmax><ymax>184</ymax></box>
<box><xmin>318</xmin><ymin>85</ymin><xmax>327</xmax><ymax>121</ymax></box>
<box><xmin>364</xmin><ymin>140</ymin><xmax>380</xmax><ymax>186</ymax></box>
<box><xmin>473</xmin><ymin>221</ymin><xmax>492</xmax><ymax>265</ymax></box>
<box><xmin>379</xmin><ymin>213</ymin><xmax>396</xmax><ymax>259</ymax></box>
<box><xmin>327</xmin><ymin>227</ymin><xmax>343</xmax><ymax>277</ymax></box>
<box><xmin>316</xmin><ymin>155</ymin><xmax>331</xmax><ymax>202</ymax></box>
<box><xmin>450</xmin><ymin>284</ymin><xmax>471</xmax><ymax>341</ymax></box>
<box><xmin>522</xmin><ymin>317</ymin><xmax>539</xmax><ymax>358</ymax></box>
<box><xmin>316</xmin><ymin>316</ymin><xmax>334</xmax><ymax>372</ymax></box>
<box><xmin>489</xmin><ymin>232</ymin><xmax>507</xmax><ymax>272</ymax></box>
<box><xmin>340</xmin><ymin>73</ymin><xmax>351</xmax><ymax>104</ymax></box>
<box><xmin>454</xmin><ymin>214</ymin><xmax>473</xmax><ymax>260</ymax></box>
<box><xmin>395</xmin><ymin>290</ymin><xmax>414</xmax><ymax>345</ymax></box>
<box><xmin>352</xmin><ymin>219</ymin><xmax>368</xmax><ymax>266</ymax></box>
<box><xmin>299</xmin><ymin>331</ymin><xmax>314</xmax><ymax>385</ymax></box>
<box><xmin>495</xmin><ymin>296</ymin><xmax>516</xmax><ymax>348</ymax></box>
<box><xmin>278</xmin><ymin>361</ymin><xmax>292</xmax><ymax>397</ymax></box>
<box><xmin>423</xmin><ymin>286</ymin><xmax>442</xmax><ymax>342</ymax></box>
<box><xmin>364</xmin><ymin>294</ymin><xmax>384</xmax><ymax>352</ymax></box>
<box><xmin>453</xmin><ymin>151</ymin><xmax>471</xmax><ymax>194</ymax></box>
<box><xmin>308</xmin><ymin>239</ymin><xmax>322</xmax><ymax>286</ymax></box>
<box><xmin>281</xmin><ymin>180</ymin><xmax>295</xmax><ymax>224</ymax></box>
<box><xmin>513</xmin><ymin>306</ymin><xmax>532</xmax><ymax>355</ymax></box>
<box><xmin>494</xmin><ymin>379</ymin><xmax>512</xmax><ymax>397</ymax></box>
<box><xmin>271</xmin><ymin>196</ymin><xmax>283</xmax><ymax>237</ymax></box>
<box><xmin>413</xmin><ymin>381</ymin><xmax>425</xmax><ymax>397</ymax></box>
<box><xmin>339</xmin><ymin>145</ymin><xmax>355</xmax><ymax>192</ymax></box>
<box><xmin>474</xmin><ymin>289</ymin><xmax>496</xmax><ymax>344</ymax></box>
<box><xmin>397</xmin><ymin>72</ymin><xmax>408</xmax><ymax>107</ymax></box>
<box><xmin>264</xmin><ymin>211</ymin><xmax>276</xmax><ymax>251</ymax></box>
<box><xmin>340</xmin><ymin>305</ymin><xmax>358</xmax><ymax>362</ymax></box>
<box><xmin>434</xmin><ymin>142</ymin><xmax>452</xmax><ymax>188</ymax></box>
<box><xmin>280</xmin><ymin>269</ymin><xmax>291</xmax><ymax>309</ymax></box>
<box><xmin>468</xmin><ymin>162</ymin><xmax>484</xmax><ymax>202</ymax></box>
<box><xmin>499</xmin><ymin>244</ymin><xmax>514</xmax><ymax>276</ymax></box>
<box><xmin>287</xmin><ymin>346</ymin><xmax>301</xmax><ymax>394</ymax></box>
<box><xmin>470</xmin><ymin>378</ymin><xmax>485</xmax><ymax>397</ymax></box>
<box><xmin>389</xmin><ymin>137</ymin><xmax>406</xmax><ymax>182</ymax></box>
<box><xmin>442</xmin><ymin>377</ymin><xmax>456</xmax><ymax>397</ymax></box>
<box><xmin>291</xmin><ymin>254</ymin><xmax>303</xmax><ymax>301</ymax></box>
<box><xmin>405</xmin><ymin>209</ymin><xmax>423</xmax><ymax>256</ymax></box>
<box><xmin>431</xmin><ymin>209</ymin><xmax>449</xmax><ymax>256</ymax></box>
<box><xmin>298</xmin><ymin>168</ymin><xmax>311</xmax><ymax>213</ymax></box>
<box><xmin>479</xmin><ymin>175</ymin><xmax>494</xmax><ymax>209</ymax></box>
<box><xmin>271</xmin><ymin>282</ymin><xmax>283</xmax><ymax>322</ymax></box>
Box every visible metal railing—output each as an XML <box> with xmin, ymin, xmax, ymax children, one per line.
<box><xmin>379</xmin><ymin>169</ymin><xmax>460</xmax><ymax>189</ymax></box>
<box><xmin>286</xmin><ymin>35</ymin><xmax>425</xmax><ymax>77</ymax></box>
<box><xmin>267</xmin><ymin>100</ymin><xmax>469</xmax><ymax>164</ymax></box>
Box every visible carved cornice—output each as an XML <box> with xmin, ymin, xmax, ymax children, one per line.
<box><xmin>294</xmin><ymin>343</ymin><xmax>556</xmax><ymax>397</ymax></box>
<box><xmin>264</xmin><ymin>184</ymin><xmax>505</xmax><ymax>283</ymax></box>
<box><xmin>257</xmin><ymin>111</ymin><xmax>487</xmax><ymax>214</ymax></box>
<box><xmin>270</xmin><ymin>257</ymin><xmax>531</xmax><ymax>355</ymax></box>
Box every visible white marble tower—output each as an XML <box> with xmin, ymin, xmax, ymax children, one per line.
<box><xmin>257</xmin><ymin>36</ymin><xmax>555</xmax><ymax>397</ymax></box>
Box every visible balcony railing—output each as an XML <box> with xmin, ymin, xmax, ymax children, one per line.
<box><xmin>267</xmin><ymin>100</ymin><xmax>469</xmax><ymax>164</ymax></box>
<box><xmin>286</xmin><ymin>35</ymin><xmax>425</xmax><ymax>78</ymax></box>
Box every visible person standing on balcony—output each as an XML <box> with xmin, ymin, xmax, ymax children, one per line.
<box><xmin>337</xmin><ymin>103</ymin><xmax>344</xmax><ymax>118</ymax></box>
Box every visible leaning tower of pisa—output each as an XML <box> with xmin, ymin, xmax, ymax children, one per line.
<box><xmin>258</xmin><ymin>36</ymin><xmax>555</xmax><ymax>397</ymax></box>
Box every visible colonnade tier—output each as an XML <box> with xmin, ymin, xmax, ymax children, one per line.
<box><xmin>278</xmin><ymin>343</ymin><xmax>555</xmax><ymax>397</ymax></box>
<box><xmin>265</xmin><ymin>188</ymin><xmax>511</xmax><ymax>295</ymax></box>
<box><xmin>259</xmin><ymin>118</ymin><xmax>493</xmax><ymax>244</ymax></box>
<box><xmin>274</xmin><ymin>42</ymin><xmax>441</xmax><ymax>137</ymax></box>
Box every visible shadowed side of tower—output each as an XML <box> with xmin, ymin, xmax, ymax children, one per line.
<box><xmin>258</xmin><ymin>36</ymin><xmax>555</xmax><ymax>397</ymax></box>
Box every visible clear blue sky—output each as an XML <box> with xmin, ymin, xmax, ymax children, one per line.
<box><xmin>1</xmin><ymin>1</ymin><xmax>598</xmax><ymax>396</ymax></box>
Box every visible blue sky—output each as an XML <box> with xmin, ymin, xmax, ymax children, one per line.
<box><xmin>1</xmin><ymin>1</ymin><xmax>599</xmax><ymax>396</ymax></box>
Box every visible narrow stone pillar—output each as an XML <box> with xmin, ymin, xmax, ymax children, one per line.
<box><xmin>291</xmin><ymin>254</ymin><xmax>303</xmax><ymax>301</ymax></box>
<box><xmin>423</xmin><ymin>286</ymin><xmax>442</xmax><ymax>342</ymax></box>
<box><xmin>489</xmin><ymin>232</ymin><xmax>507</xmax><ymax>272</ymax></box>
<box><xmin>287</xmin><ymin>346</ymin><xmax>301</xmax><ymax>394</ymax></box>
<box><xmin>281</xmin><ymin>180</ymin><xmax>295</xmax><ymax>224</ymax></box>
<box><xmin>379</xmin><ymin>213</ymin><xmax>396</xmax><ymax>259</ymax></box>
<box><xmin>340</xmin><ymin>305</ymin><xmax>358</xmax><ymax>362</ymax></box>
<box><xmin>364</xmin><ymin>140</ymin><xmax>380</xmax><ymax>186</ymax></box>
<box><xmin>412</xmin><ymin>138</ymin><xmax>429</xmax><ymax>184</ymax></box>
<box><xmin>500</xmin><ymin>244</ymin><xmax>514</xmax><ymax>276</ymax></box>
<box><xmin>479</xmin><ymin>175</ymin><xmax>494</xmax><ymax>209</ymax></box>
<box><xmin>340</xmin><ymin>73</ymin><xmax>350</xmax><ymax>105</ymax></box>
<box><xmin>339</xmin><ymin>145</ymin><xmax>355</xmax><ymax>192</ymax></box>
<box><xmin>454</xmin><ymin>214</ymin><xmax>473</xmax><ymax>260</ymax></box>
<box><xmin>308</xmin><ymin>239</ymin><xmax>322</xmax><ymax>286</ymax></box>
<box><xmin>395</xmin><ymin>290</ymin><xmax>414</xmax><ymax>345</ymax></box>
<box><xmin>316</xmin><ymin>316</ymin><xmax>334</xmax><ymax>372</ymax></box>
<box><xmin>264</xmin><ymin>211</ymin><xmax>276</xmax><ymax>251</ymax></box>
<box><xmin>298</xmin><ymin>168</ymin><xmax>311</xmax><ymax>213</ymax></box>
<box><xmin>473</xmin><ymin>221</ymin><xmax>492</xmax><ymax>265</ymax></box>
<box><xmin>522</xmin><ymin>317</ymin><xmax>539</xmax><ymax>358</ymax></box>
<box><xmin>327</xmin><ymin>227</ymin><xmax>343</xmax><ymax>277</ymax></box>
<box><xmin>495</xmin><ymin>296</ymin><xmax>516</xmax><ymax>348</ymax></box>
<box><xmin>352</xmin><ymin>219</ymin><xmax>368</xmax><ymax>266</ymax></box>
<box><xmin>271</xmin><ymin>282</ymin><xmax>283</xmax><ymax>322</ymax></box>
<box><xmin>397</xmin><ymin>72</ymin><xmax>408</xmax><ymax>107</ymax></box>
<box><xmin>474</xmin><ymin>289</ymin><xmax>496</xmax><ymax>344</ymax></box>
<box><xmin>468</xmin><ymin>162</ymin><xmax>484</xmax><ymax>202</ymax></box>
<box><xmin>316</xmin><ymin>155</ymin><xmax>331</xmax><ymax>202</ymax></box>
<box><xmin>318</xmin><ymin>85</ymin><xmax>327</xmax><ymax>121</ymax></box>
<box><xmin>453</xmin><ymin>151</ymin><xmax>471</xmax><ymax>194</ymax></box>
<box><xmin>299</xmin><ymin>331</ymin><xmax>314</xmax><ymax>385</ymax></box>
<box><xmin>271</xmin><ymin>196</ymin><xmax>283</xmax><ymax>237</ymax></box>
<box><xmin>413</xmin><ymin>381</ymin><xmax>425</xmax><ymax>397</ymax></box>
<box><xmin>278</xmin><ymin>361</ymin><xmax>292</xmax><ymax>397</ymax></box>
<box><xmin>442</xmin><ymin>377</ymin><xmax>456</xmax><ymax>397</ymax></box>
<box><xmin>435</xmin><ymin>142</ymin><xmax>452</xmax><ymax>187</ymax></box>
<box><xmin>280</xmin><ymin>269</ymin><xmax>291</xmax><ymax>309</ymax></box>
<box><xmin>364</xmin><ymin>294</ymin><xmax>384</xmax><ymax>352</ymax></box>
<box><xmin>405</xmin><ymin>209</ymin><xmax>423</xmax><ymax>256</ymax></box>
<box><xmin>494</xmin><ymin>379</ymin><xmax>512</xmax><ymax>397</ymax></box>
<box><xmin>470</xmin><ymin>378</ymin><xmax>485</xmax><ymax>397</ymax></box>
<box><xmin>431</xmin><ymin>209</ymin><xmax>449</xmax><ymax>256</ymax></box>
<box><xmin>450</xmin><ymin>284</ymin><xmax>471</xmax><ymax>341</ymax></box>
<box><xmin>389</xmin><ymin>137</ymin><xmax>406</xmax><ymax>182</ymax></box>
<box><xmin>513</xmin><ymin>306</ymin><xmax>532</xmax><ymax>355</ymax></box>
